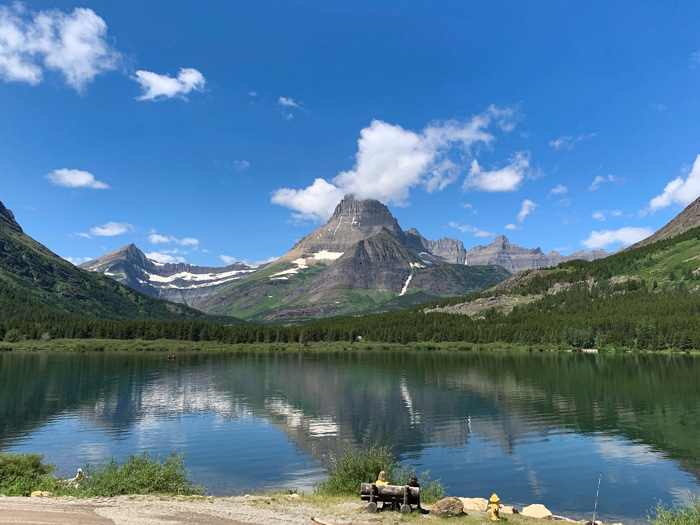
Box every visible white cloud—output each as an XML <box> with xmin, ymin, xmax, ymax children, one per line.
<box><xmin>592</xmin><ymin>209</ymin><xmax>622</xmax><ymax>221</ymax></box>
<box><xmin>248</xmin><ymin>91</ymin><xmax>257</xmax><ymax>97</ymax></box>
<box><xmin>272</xmin><ymin>109</ymin><xmax>512</xmax><ymax>221</ymax></box>
<box><xmin>134</xmin><ymin>68</ymin><xmax>205</xmax><ymax>101</ymax></box>
<box><xmin>589</xmin><ymin>174</ymin><xmax>624</xmax><ymax>191</ymax></box>
<box><xmin>463</xmin><ymin>151</ymin><xmax>531</xmax><ymax>192</ymax></box>
<box><xmin>75</xmin><ymin>232</ymin><xmax>91</xmax><ymax>239</ymax></box>
<box><xmin>45</xmin><ymin>168</ymin><xmax>109</xmax><ymax>189</ymax></box>
<box><xmin>220</xmin><ymin>255</ymin><xmax>237</xmax><ymax>264</ymax></box>
<box><xmin>148</xmin><ymin>233</ymin><xmax>199</xmax><ymax>247</ymax></box>
<box><xmin>448</xmin><ymin>221</ymin><xmax>492</xmax><ymax>237</ymax></box>
<box><xmin>282</xmin><ymin>112</ymin><xmax>294</xmax><ymax>121</ymax></box>
<box><xmin>233</xmin><ymin>160</ymin><xmax>250</xmax><ymax>170</ymax></box>
<box><xmin>517</xmin><ymin>199</ymin><xmax>538</xmax><ymax>222</ymax></box>
<box><xmin>485</xmin><ymin>104</ymin><xmax>522</xmax><ymax>132</ymax></box>
<box><xmin>504</xmin><ymin>223</ymin><xmax>518</xmax><ymax>230</ymax></box>
<box><xmin>278</xmin><ymin>96</ymin><xmax>299</xmax><ymax>107</ymax></box>
<box><xmin>581</xmin><ymin>227</ymin><xmax>653</xmax><ymax>249</ymax></box>
<box><xmin>549</xmin><ymin>133</ymin><xmax>596</xmax><ymax>150</ymax></box>
<box><xmin>145</xmin><ymin>251</ymin><xmax>186</xmax><ymax>264</ymax></box>
<box><xmin>63</xmin><ymin>256</ymin><xmax>92</xmax><ymax>265</ymax></box>
<box><xmin>88</xmin><ymin>222</ymin><xmax>133</xmax><ymax>237</ymax></box>
<box><xmin>460</xmin><ymin>202</ymin><xmax>476</xmax><ymax>213</ymax></box>
<box><xmin>0</xmin><ymin>3</ymin><xmax>120</xmax><ymax>91</ymax></box>
<box><xmin>690</xmin><ymin>50</ymin><xmax>700</xmax><ymax>69</ymax></box>
<box><xmin>549</xmin><ymin>184</ymin><xmax>567</xmax><ymax>196</ymax></box>
<box><xmin>647</xmin><ymin>154</ymin><xmax>700</xmax><ymax>212</ymax></box>
<box><xmin>271</xmin><ymin>178</ymin><xmax>345</xmax><ymax>221</ymax></box>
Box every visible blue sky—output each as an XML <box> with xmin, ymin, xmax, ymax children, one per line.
<box><xmin>2</xmin><ymin>1</ymin><xmax>700</xmax><ymax>266</ymax></box>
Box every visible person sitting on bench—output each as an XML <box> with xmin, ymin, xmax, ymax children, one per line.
<box><xmin>408</xmin><ymin>474</ymin><xmax>422</xmax><ymax>511</ymax></box>
<box><xmin>375</xmin><ymin>470</ymin><xmax>388</xmax><ymax>485</ymax></box>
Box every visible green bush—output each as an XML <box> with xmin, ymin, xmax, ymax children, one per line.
<box><xmin>314</xmin><ymin>445</ymin><xmax>445</xmax><ymax>503</ymax></box>
<box><xmin>649</xmin><ymin>498</ymin><xmax>700</xmax><ymax>525</ymax></box>
<box><xmin>81</xmin><ymin>452</ymin><xmax>203</xmax><ymax>497</ymax></box>
<box><xmin>0</xmin><ymin>453</ymin><xmax>66</xmax><ymax>496</ymax></box>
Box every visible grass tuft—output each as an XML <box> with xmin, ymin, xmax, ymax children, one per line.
<box><xmin>649</xmin><ymin>497</ymin><xmax>700</xmax><ymax>525</ymax></box>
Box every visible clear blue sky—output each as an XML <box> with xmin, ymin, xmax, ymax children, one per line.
<box><xmin>2</xmin><ymin>1</ymin><xmax>700</xmax><ymax>266</ymax></box>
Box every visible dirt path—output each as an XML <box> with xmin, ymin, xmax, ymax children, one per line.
<box><xmin>0</xmin><ymin>496</ymin><xmax>369</xmax><ymax>525</ymax></box>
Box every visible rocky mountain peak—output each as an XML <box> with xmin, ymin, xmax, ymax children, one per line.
<box><xmin>629</xmin><ymin>195</ymin><xmax>700</xmax><ymax>249</ymax></box>
<box><xmin>0</xmin><ymin>200</ymin><xmax>23</xmax><ymax>234</ymax></box>
<box><xmin>284</xmin><ymin>194</ymin><xmax>406</xmax><ymax>259</ymax></box>
<box><xmin>493</xmin><ymin>235</ymin><xmax>509</xmax><ymax>246</ymax></box>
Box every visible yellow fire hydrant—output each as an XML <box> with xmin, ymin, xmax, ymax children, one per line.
<box><xmin>489</xmin><ymin>493</ymin><xmax>501</xmax><ymax>521</ymax></box>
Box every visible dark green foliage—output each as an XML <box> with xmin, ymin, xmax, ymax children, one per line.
<box><xmin>81</xmin><ymin>452</ymin><xmax>203</xmax><ymax>497</ymax></box>
<box><xmin>315</xmin><ymin>445</ymin><xmax>444</xmax><ymax>503</ymax></box>
<box><xmin>0</xmin><ymin>453</ymin><xmax>65</xmax><ymax>496</ymax></box>
<box><xmin>649</xmin><ymin>498</ymin><xmax>700</xmax><ymax>525</ymax></box>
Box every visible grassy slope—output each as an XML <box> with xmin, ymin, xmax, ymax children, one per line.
<box><xmin>0</xmin><ymin>219</ymin><xmax>215</xmax><ymax>322</ymax></box>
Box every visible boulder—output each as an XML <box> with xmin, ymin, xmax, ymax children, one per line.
<box><xmin>522</xmin><ymin>503</ymin><xmax>553</xmax><ymax>519</ymax></box>
<box><xmin>431</xmin><ymin>497</ymin><xmax>464</xmax><ymax>517</ymax></box>
<box><xmin>30</xmin><ymin>491</ymin><xmax>53</xmax><ymax>498</ymax></box>
<box><xmin>459</xmin><ymin>497</ymin><xmax>488</xmax><ymax>511</ymax></box>
<box><xmin>500</xmin><ymin>505</ymin><xmax>519</xmax><ymax>514</ymax></box>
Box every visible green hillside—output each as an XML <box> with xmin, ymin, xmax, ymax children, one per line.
<box><xmin>0</xmin><ymin>200</ymin><xmax>229</xmax><ymax>326</ymax></box>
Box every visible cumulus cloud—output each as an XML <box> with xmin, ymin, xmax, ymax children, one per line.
<box><xmin>517</xmin><ymin>199</ymin><xmax>538</xmax><ymax>222</ymax></box>
<box><xmin>81</xmin><ymin>221</ymin><xmax>133</xmax><ymax>237</ymax></box>
<box><xmin>271</xmin><ymin>108</ymin><xmax>520</xmax><ymax>221</ymax></box>
<box><xmin>549</xmin><ymin>133</ymin><xmax>596</xmax><ymax>150</ymax></box>
<box><xmin>148</xmin><ymin>232</ymin><xmax>199</xmax><ymax>247</ymax></box>
<box><xmin>647</xmin><ymin>154</ymin><xmax>700</xmax><ymax>213</ymax></box>
<box><xmin>463</xmin><ymin>151</ymin><xmax>531</xmax><ymax>192</ymax></box>
<box><xmin>589</xmin><ymin>174</ymin><xmax>624</xmax><ymax>191</ymax></box>
<box><xmin>592</xmin><ymin>209</ymin><xmax>622</xmax><ymax>221</ymax></box>
<box><xmin>0</xmin><ymin>3</ymin><xmax>120</xmax><ymax>91</ymax></box>
<box><xmin>581</xmin><ymin>227</ymin><xmax>653</xmax><ymax>249</ymax></box>
<box><xmin>504</xmin><ymin>223</ymin><xmax>518</xmax><ymax>230</ymax></box>
<box><xmin>45</xmin><ymin>168</ymin><xmax>109</xmax><ymax>189</ymax></box>
<box><xmin>220</xmin><ymin>255</ymin><xmax>237</xmax><ymax>264</ymax></box>
<box><xmin>278</xmin><ymin>96</ymin><xmax>299</xmax><ymax>107</ymax></box>
<box><xmin>460</xmin><ymin>202</ymin><xmax>476</xmax><ymax>213</ymax></box>
<box><xmin>549</xmin><ymin>184</ymin><xmax>567</xmax><ymax>196</ymax></box>
<box><xmin>233</xmin><ymin>160</ymin><xmax>250</xmax><ymax>170</ymax></box>
<box><xmin>145</xmin><ymin>251</ymin><xmax>186</xmax><ymax>264</ymax></box>
<box><xmin>448</xmin><ymin>221</ymin><xmax>492</xmax><ymax>237</ymax></box>
<box><xmin>134</xmin><ymin>67</ymin><xmax>205</xmax><ymax>101</ymax></box>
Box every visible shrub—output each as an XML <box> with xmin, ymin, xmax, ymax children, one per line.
<box><xmin>649</xmin><ymin>498</ymin><xmax>700</xmax><ymax>525</ymax></box>
<box><xmin>315</xmin><ymin>445</ymin><xmax>395</xmax><ymax>496</ymax></box>
<box><xmin>0</xmin><ymin>453</ymin><xmax>65</xmax><ymax>496</ymax></box>
<box><xmin>81</xmin><ymin>452</ymin><xmax>203</xmax><ymax>497</ymax></box>
<box><xmin>315</xmin><ymin>445</ymin><xmax>445</xmax><ymax>503</ymax></box>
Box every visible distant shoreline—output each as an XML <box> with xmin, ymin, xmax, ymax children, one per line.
<box><xmin>1</xmin><ymin>338</ymin><xmax>698</xmax><ymax>355</ymax></box>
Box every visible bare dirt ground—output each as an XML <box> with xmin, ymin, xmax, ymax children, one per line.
<box><xmin>0</xmin><ymin>495</ymin><xmax>373</xmax><ymax>525</ymax></box>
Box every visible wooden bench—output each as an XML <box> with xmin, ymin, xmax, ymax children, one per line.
<box><xmin>360</xmin><ymin>483</ymin><xmax>420</xmax><ymax>514</ymax></box>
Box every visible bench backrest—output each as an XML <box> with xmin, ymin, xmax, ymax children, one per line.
<box><xmin>360</xmin><ymin>483</ymin><xmax>420</xmax><ymax>503</ymax></box>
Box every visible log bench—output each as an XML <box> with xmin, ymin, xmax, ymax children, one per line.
<box><xmin>360</xmin><ymin>483</ymin><xmax>420</xmax><ymax>514</ymax></box>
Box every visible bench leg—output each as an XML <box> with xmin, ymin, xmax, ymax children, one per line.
<box><xmin>367</xmin><ymin>484</ymin><xmax>377</xmax><ymax>513</ymax></box>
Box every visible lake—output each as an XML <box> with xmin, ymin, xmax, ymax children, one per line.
<box><xmin>1</xmin><ymin>349</ymin><xmax>698</xmax><ymax>523</ymax></box>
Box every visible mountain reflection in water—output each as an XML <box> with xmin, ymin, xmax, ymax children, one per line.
<box><xmin>1</xmin><ymin>350</ymin><xmax>698</xmax><ymax>523</ymax></box>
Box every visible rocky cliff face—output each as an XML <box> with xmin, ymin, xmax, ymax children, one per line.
<box><xmin>0</xmin><ymin>200</ymin><xmax>22</xmax><ymax>234</ymax></box>
<box><xmin>80</xmin><ymin>244</ymin><xmax>260</xmax><ymax>309</ymax></box>
<box><xmin>284</xmin><ymin>195</ymin><xmax>406</xmax><ymax>259</ymax></box>
<box><xmin>404</xmin><ymin>228</ymin><xmax>467</xmax><ymax>264</ymax></box>
<box><xmin>465</xmin><ymin>236</ymin><xmax>607</xmax><ymax>274</ymax></box>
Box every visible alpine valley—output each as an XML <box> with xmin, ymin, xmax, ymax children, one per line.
<box><xmin>80</xmin><ymin>195</ymin><xmax>607</xmax><ymax>322</ymax></box>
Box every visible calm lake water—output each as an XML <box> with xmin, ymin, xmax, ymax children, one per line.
<box><xmin>1</xmin><ymin>349</ymin><xmax>699</xmax><ymax>523</ymax></box>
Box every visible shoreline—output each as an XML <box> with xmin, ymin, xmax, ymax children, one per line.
<box><xmin>0</xmin><ymin>493</ymin><xmax>624</xmax><ymax>525</ymax></box>
<box><xmin>2</xmin><ymin>338</ymin><xmax>699</xmax><ymax>355</ymax></box>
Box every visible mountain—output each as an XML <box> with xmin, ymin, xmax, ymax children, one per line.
<box><xmin>80</xmin><ymin>244</ymin><xmax>260</xmax><ymax>309</ymax></box>
<box><xmin>0</xmin><ymin>199</ymin><xmax>213</xmax><ymax>323</ymax></box>
<box><xmin>629</xmin><ymin>195</ymin><xmax>700</xmax><ymax>249</ymax></box>
<box><xmin>404</xmin><ymin>228</ymin><xmax>467</xmax><ymax>264</ymax></box>
<box><xmin>464</xmin><ymin>235</ymin><xmax>608</xmax><ymax>273</ymax></box>
<box><xmin>198</xmin><ymin>195</ymin><xmax>510</xmax><ymax>321</ymax></box>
